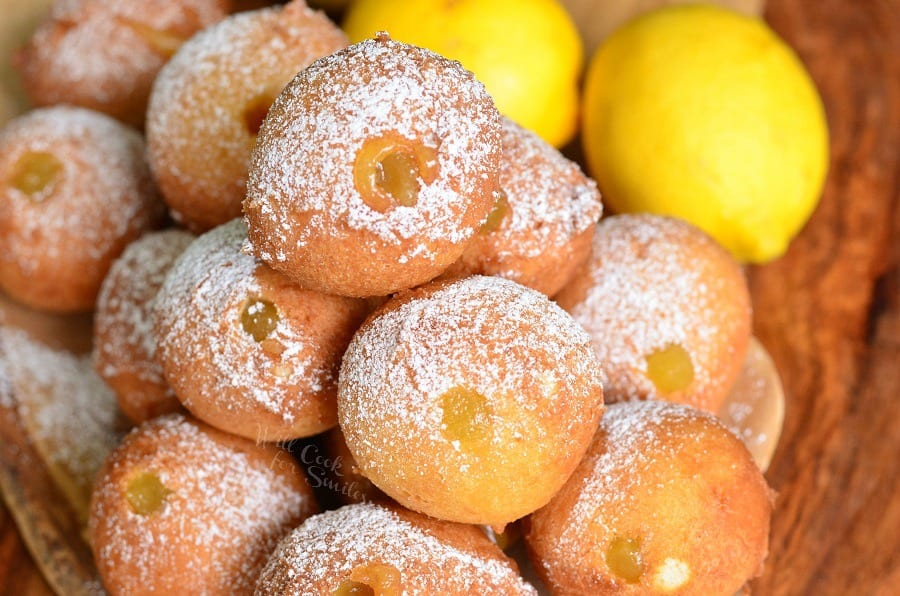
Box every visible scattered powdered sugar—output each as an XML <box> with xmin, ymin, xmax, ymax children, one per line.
<box><xmin>90</xmin><ymin>414</ymin><xmax>315</xmax><ymax>594</ymax></box>
<box><xmin>545</xmin><ymin>401</ymin><xmax>712</xmax><ymax>585</ymax></box>
<box><xmin>93</xmin><ymin>228</ymin><xmax>194</xmax><ymax>389</ymax></box>
<box><xmin>0</xmin><ymin>353</ymin><xmax>13</xmax><ymax>410</ymax></box>
<box><xmin>492</xmin><ymin>117</ymin><xmax>602</xmax><ymax>257</ymax></box>
<box><xmin>338</xmin><ymin>276</ymin><xmax>603</xmax><ymax>511</ymax></box>
<box><xmin>0</xmin><ymin>106</ymin><xmax>162</xmax><ymax>272</ymax></box>
<box><xmin>0</xmin><ymin>327</ymin><xmax>121</xmax><ymax>484</ymax></box>
<box><xmin>536</xmin><ymin>399</ymin><xmax>768</xmax><ymax>592</ymax></box>
<box><xmin>17</xmin><ymin>0</ymin><xmax>228</xmax><ymax>108</ymax></box>
<box><xmin>154</xmin><ymin>220</ymin><xmax>331</xmax><ymax>425</ymax></box>
<box><xmin>146</xmin><ymin>1</ymin><xmax>347</xmax><ymax>224</ymax></box>
<box><xmin>22</xmin><ymin>0</ymin><xmax>226</xmax><ymax>109</ymax></box>
<box><xmin>446</xmin><ymin>117</ymin><xmax>602</xmax><ymax>295</ymax></box>
<box><xmin>557</xmin><ymin>214</ymin><xmax>750</xmax><ymax>410</ymax></box>
<box><xmin>245</xmin><ymin>35</ymin><xmax>501</xmax><ymax>265</ymax></box>
<box><xmin>256</xmin><ymin>502</ymin><xmax>536</xmax><ymax>594</ymax></box>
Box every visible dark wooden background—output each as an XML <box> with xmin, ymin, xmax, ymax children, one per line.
<box><xmin>1</xmin><ymin>0</ymin><xmax>898</xmax><ymax>594</ymax></box>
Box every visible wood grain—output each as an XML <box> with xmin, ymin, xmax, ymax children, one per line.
<box><xmin>750</xmin><ymin>0</ymin><xmax>900</xmax><ymax>593</ymax></box>
<box><xmin>0</xmin><ymin>504</ymin><xmax>53</xmax><ymax>596</ymax></box>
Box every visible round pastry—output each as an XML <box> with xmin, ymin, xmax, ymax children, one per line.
<box><xmin>0</xmin><ymin>106</ymin><xmax>164</xmax><ymax>313</ymax></box>
<box><xmin>93</xmin><ymin>229</ymin><xmax>194</xmax><ymax>424</ymax></box>
<box><xmin>338</xmin><ymin>275</ymin><xmax>604</xmax><ymax>528</ymax></box>
<box><xmin>441</xmin><ymin>117</ymin><xmax>603</xmax><ymax>297</ymax></box>
<box><xmin>526</xmin><ymin>400</ymin><xmax>773</xmax><ymax>595</ymax></box>
<box><xmin>13</xmin><ymin>0</ymin><xmax>229</xmax><ymax>127</ymax></box>
<box><xmin>555</xmin><ymin>214</ymin><xmax>751</xmax><ymax>413</ymax></box>
<box><xmin>244</xmin><ymin>33</ymin><xmax>503</xmax><ymax>297</ymax></box>
<box><xmin>256</xmin><ymin>501</ymin><xmax>537</xmax><ymax>595</ymax></box>
<box><xmin>147</xmin><ymin>1</ymin><xmax>347</xmax><ymax>232</ymax></box>
<box><xmin>89</xmin><ymin>413</ymin><xmax>318</xmax><ymax>596</ymax></box>
<box><xmin>154</xmin><ymin>219</ymin><xmax>369</xmax><ymax>441</ymax></box>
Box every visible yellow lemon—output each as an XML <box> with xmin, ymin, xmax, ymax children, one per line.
<box><xmin>343</xmin><ymin>0</ymin><xmax>583</xmax><ymax>148</ymax></box>
<box><xmin>582</xmin><ymin>4</ymin><xmax>829</xmax><ymax>262</ymax></box>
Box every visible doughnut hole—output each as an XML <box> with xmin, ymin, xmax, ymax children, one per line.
<box><xmin>440</xmin><ymin>386</ymin><xmax>492</xmax><ymax>454</ymax></box>
<box><xmin>480</xmin><ymin>189</ymin><xmax>510</xmax><ymax>234</ymax></box>
<box><xmin>645</xmin><ymin>343</ymin><xmax>694</xmax><ymax>394</ymax></box>
<box><xmin>606</xmin><ymin>536</ymin><xmax>644</xmax><ymax>584</ymax></box>
<box><xmin>333</xmin><ymin>563</ymin><xmax>401</xmax><ymax>596</ymax></box>
<box><xmin>353</xmin><ymin>133</ymin><xmax>439</xmax><ymax>212</ymax></box>
<box><xmin>255</xmin><ymin>502</ymin><xmax>533</xmax><ymax>593</ymax></box>
<box><xmin>125</xmin><ymin>471</ymin><xmax>171</xmax><ymax>516</ymax></box>
<box><xmin>241</xmin><ymin>297</ymin><xmax>279</xmax><ymax>342</ymax></box>
<box><xmin>88</xmin><ymin>414</ymin><xmax>319</xmax><ymax>594</ymax></box>
<box><xmin>338</xmin><ymin>276</ymin><xmax>605</xmax><ymax>527</ymax></box>
<box><xmin>556</xmin><ymin>214</ymin><xmax>752</xmax><ymax>413</ymax></box>
<box><xmin>117</xmin><ymin>17</ymin><xmax>187</xmax><ymax>58</ymax></box>
<box><xmin>0</xmin><ymin>107</ymin><xmax>164</xmax><ymax>313</ymax></box>
<box><xmin>8</xmin><ymin>151</ymin><xmax>63</xmax><ymax>199</ymax></box>
<box><xmin>525</xmin><ymin>401</ymin><xmax>773</xmax><ymax>595</ymax></box>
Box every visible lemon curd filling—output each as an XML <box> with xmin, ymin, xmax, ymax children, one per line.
<box><xmin>440</xmin><ymin>385</ymin><xmax>492</xmax><ymax>453</ymax></box>
<box><xmin>243</xmin><ymin>92</ymin><xmax>277</xmax><ymax>137</ymax></box>
<box><xmin>125</xmin><ymin>472</ymin><xmax>171</xmax><ymax>516</ymax></box>
<box><xmin>606</xmin><ymin>536</ymin><xmax>644</xmax><ymax>584</ymax></box>
<box><xmin>118</xmin><ymin>17</ymin><xmax>187</xmax><ymax>58</ymax></box>
<box><xmin>480</xmin><ymin>189</ymin><xmax>510</xmax><ymax>234</ymax></box>
<box><xmin>645</xmin><ymin>343</ymin><xmax>694</xmax><ymax>394</ymax></box>
<box><xmin>241</xmin><ymin>298</ymin><xmax>280</xmax><ymax>342</ymax></box>
<box><xmin>332</xmin><ymin>563</ymin><xmax>400</xmax><ymax>596</ymax></box>
<box><xmin>353</xmin><ymin>133</ymin><xmax>439</xmax><ymax>212</ymax></box>
<box><xmin>9</xmin><ymin>151</ymin><xmax>63</xmax><ymax>200</ymax></box>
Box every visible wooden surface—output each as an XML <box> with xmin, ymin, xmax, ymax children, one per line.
<box><xmin>748</xmin><ymin>0</ymin><xmax>900</xmax><ymax>593</ymax></box>
<box><xmin>0</xmin><ymin>506</ymin><xmax>52</xmax><ymax>595</ymax></box>
<box><xmin>0</xmin><ymin>0</ymin><xmax>898</xmax><ymax>594</ymax></box>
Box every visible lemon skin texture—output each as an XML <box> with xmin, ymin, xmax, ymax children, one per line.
<box><xmin>582</xmin><ymin>4</ymin><xmax>829</xmax><ymax>262</ymax></box>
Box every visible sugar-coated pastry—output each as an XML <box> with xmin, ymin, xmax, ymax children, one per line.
<box><xmin>88</xmin><ymin>413</ymin><xmax>318</xmax><ymax>596</ymax></box>
<box><xmin>442</xmin><ymin>117</ymin><xmax>603</xmax><ymax>296</ymax></box>
<box><xmin>555</xmin><ymin>214</ymin><xmax>751</xmax><ymax>413</ymax></box>
<box><xmin>93</xmin><ymin>229</ymin><xmax>194</xmax><ymax>424</ymax></box>
<box><xmin>154</xmin><ymin>219</ymin><xmax>369</xmax><ymax>441</ymax></box>
<box><xmin>147</xmin><ymin>0</ymin><xmax>347</xmax><ymax>232</ymax></box>
<box><xmin>244</xmin><ymin>33</ymin><xmax>503</xmax><ymax>297</ymax></box>
<box><xmin>338</xmin><ymin>275</ymin><xmax>604</xmax><ymax>528</ymax></box>
<box><xmin>526</xmin><ymin>400</ymin><xmax>773</xmax><ymax>595</ymax></box>
<box><xmin>256</xmin><ymin>502</ymin><xmax>537</xmax><ymax>595</ymax></box>
<box><xmin>0</xmin><ymin>106</ymin><xmax>164</xmax><ymax>313</ymax></box>
<box><xmin>14</xmin><ymin>0</ymin><xmax>230</xmax><ymax>127</ymax></box>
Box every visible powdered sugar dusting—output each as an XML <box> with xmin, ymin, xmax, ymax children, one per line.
<box><xmin>93</xmin><ymin>229</ymin><xmax>194</xmax><ymax>397</ymax></box>
<box><xmin>245</xmin><ymin>35</ymin><xmax>501</xmax><ymax>268</ymax></box>
<box><xmin>0</xmin><ymin>106</ymin><xmax>162</xmax><ymax>277</ymax></box>
<box><xmin>257</xmin><ymin>502</ymin><xmax>537</xmax><ymax>594</ymax></box>
<box><xmin>568</xmin><ymin>401</ymin><xmax>711</xmax><ymax>532</ymax></box>
<box><xmin>557</xmin><ymin>214</ymin><xmax>751</xmax><ymax>411</ymax></box>
<box><xmin>147</xmin><ymin>1</ymin><xmax>347</xmax><ymax>228</ymax></box>
<box><xmin>16</xmin><ymin>0</ymin><xmax>228</xmax><ymax>117</ymax></box>
<box><xmin>89</xmin><ymin>414</ymin><xmax>316</xmax><ymax>594</ymax></box>
<box><xmin>544</xmin><ymin>401</ymin><xmax>714</xmax><ymax>586</ymax></box>
<box><xmin>0</xmin><ymin>327</ymin><xmax>120</xmax><ymax>484</ymax></box>
<box><xmin>447</xmin><ymin>117</ymin><xmax>602</xmax><ymax>295</ymax></box>
<box><xmin>154</xmin><ymin>220</ymin><xmax>342</xmax><ymax>430</ymax></box>
<box><xmin>338</xmin><ymin>276</ymin><xmax>604</xmax><ymax>521</ymax></box>
<box><xmin>491</xmin><ymin>118</ymin><xmax>601</xmax><ymax>257</ymax></box>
